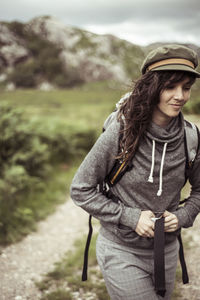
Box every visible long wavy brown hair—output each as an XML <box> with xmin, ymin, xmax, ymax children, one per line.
<box><xmin>117</xmin><ymin>70</ymin><xmax>196</xmax><ymax>162</ymax></box>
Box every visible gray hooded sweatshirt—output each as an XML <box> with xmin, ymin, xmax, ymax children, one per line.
<box><xmin>70</xmin><ymin>112</ymin><xmax>200</xmax><ymax>249</ymax></box>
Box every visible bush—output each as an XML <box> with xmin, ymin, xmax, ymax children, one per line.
<box><xmin>0</xmin><ymin>103</ymin><xmax>50</xmax><ymax>242</ymax></box>
<box><xmin>0</xmin><ymin>103</ymin><xmax>49</xmax><ymax>176</ymax></box>
<box><xmin>0</xmin><ymin>103</ymin><xmax>97</xmax><ymax>243</ymax></box>
<box><xmin>32</xmin><ymin>119</ymin><xmax>96</xmax><ymax>163</ymax></box>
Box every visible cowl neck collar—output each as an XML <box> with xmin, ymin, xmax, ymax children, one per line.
<box><xmin>145</xmin><ymin>112</ymin><xmax>184</xmax><ymax>144</ymax></box>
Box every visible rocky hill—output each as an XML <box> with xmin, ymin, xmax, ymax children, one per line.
<box><xmin>0</xmin><ymin>16</ymin><xmax>145</xmax><ymax>89</ymax></box>
<box><xmin>0</xmin><ymin>16</ymin><xmax>199</xmax><ymax>89</ymax></box>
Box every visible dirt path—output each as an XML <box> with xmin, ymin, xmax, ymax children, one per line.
<box><xmin>0</xmin><ymin>199</ymin><xmax>89</xmax><ymax>300</ymax></box>
<box><xmin>176</xmin><ymin>215</ymin><xmax>200</xmax><ymax>300</ymax></box>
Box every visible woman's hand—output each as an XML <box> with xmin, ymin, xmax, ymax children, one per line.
<box><xmin>163</xmin><ymin>210</ymin><xmax>179</xmax><ymax>232</ymax></box>
<box><xmin>135</xmin><ymin>210</ymin><xmax>155</xmax><ymax>238</ymax></box>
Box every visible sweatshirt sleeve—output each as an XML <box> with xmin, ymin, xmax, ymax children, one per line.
<box><xmin>70</xmin><ymin>117</ymin><xmax>141</xmax><ymax>230</ymax></box>
<box><xmin>174</xmin><ymin>146</ymin><xmax>200</xmax><ymax>228</ymax></box>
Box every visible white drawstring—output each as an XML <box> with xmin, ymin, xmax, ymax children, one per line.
<box><xmin>148</xmin><ymin>139</ymin><xmax>155</xmax><ymax>183</ymax></box>
<box><xmin>157</xmin><ymin>142</ymin><xmax>167</xmax><ymax>196</ymax></box>
<box><xmin>147</xmin><ymin>140</ymin><xmax>168</xmax><ymax>197</ymax></box>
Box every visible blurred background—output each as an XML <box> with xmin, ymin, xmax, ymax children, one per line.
<box><xmin>0</xmin><ymin>1</ymin><xmax>200</xmax><ymax>299</ymax></box>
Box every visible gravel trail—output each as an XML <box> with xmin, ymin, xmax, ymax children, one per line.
<box><xmin>0</xmin><ymin>199</ymin><xmax>89</xmax><ymax>300</ymax></box>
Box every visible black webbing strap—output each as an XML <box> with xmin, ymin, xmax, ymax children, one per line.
<box><xmin>154</xmin><ymin>217</ymin><xmax>166</xmax><ymax>297</ymax></box>
<box><xmin>82</xmin><ymin>214</ymin><xmax>93</xmax><ymax>281</ymax></box>
<box><xmin>178</xmin><ymin>233</ymin><xmax>189</xmax><ymax>284</ymax></box>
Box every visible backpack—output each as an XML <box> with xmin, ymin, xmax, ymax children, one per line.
<box><xmin>82</xmin><ymin>105</ymin><xmax>200</xmax><ymax>286</ymax></box>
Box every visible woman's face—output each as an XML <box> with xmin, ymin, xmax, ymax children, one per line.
<box><xmin>152</xmin><ymin>77</ymin><xmax>193</xmax><ymax>127</ymax></box>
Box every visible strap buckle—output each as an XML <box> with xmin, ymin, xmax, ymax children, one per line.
<box><xmin>151</xmin><ymin>216</ymin><xmax>163</xmax><ymax>222</ymax></box>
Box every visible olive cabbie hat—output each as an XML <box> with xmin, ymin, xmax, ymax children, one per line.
<box><xmin>141</xmin><ymin>44</ymin><xmax>200</xmax><ymax>77</ymax></box>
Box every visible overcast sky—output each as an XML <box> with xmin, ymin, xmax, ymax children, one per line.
<box><xmin>1</xmin><ymin>0</ymin><xmax>200</xmax><ymax>46</ymax></box>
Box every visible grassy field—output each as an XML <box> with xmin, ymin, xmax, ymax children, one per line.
<box><xmin>0</xmin><ymin>81</ymin><xmax>127</xmax><ymax>133</ymax></box>
<box><xmin>0</xmin><ymin>80</ymin><xmax>199</xmax><ymax>130</ymax></box>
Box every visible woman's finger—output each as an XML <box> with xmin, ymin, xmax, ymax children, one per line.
<box><xmin>165</xmin><ymin>223</ymin><xmax>178</xmax><ymax>232</ymax></box>
<box><xmin>165</xmin><ymin>219</ymin><xmax>178</xmax><ymax>226</ymax></box>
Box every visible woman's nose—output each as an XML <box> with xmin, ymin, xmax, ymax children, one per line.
<box><xmin>174</xmin><ymin>87</ymin><xmax>184</xmax><ymax>100</ymax></box>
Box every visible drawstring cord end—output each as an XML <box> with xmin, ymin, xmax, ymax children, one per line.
<box><xmin>148</xmin><ymin>176</ymin><xmax>154</xmax><ymax>183</ymax></box>
<box><xmin>157</xmin><ymin>189</ymin><xmax>162</xmax><ymax>196</ymax></box>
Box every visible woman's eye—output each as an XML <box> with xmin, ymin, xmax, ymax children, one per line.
<box><xmin>184</xmin><ymin>86</ymin><xmax>191</xmax><ymax>91</ymax></box>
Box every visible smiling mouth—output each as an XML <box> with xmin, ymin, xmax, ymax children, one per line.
<box><xmin>171</xmin><ymin>104</ymin><xmax>183</xmax><ymax>107</ymax></box>
<box><xmin>170</xmin><ymin>104</ymin><xmax>184</xmax><ymax>111</ymax></box>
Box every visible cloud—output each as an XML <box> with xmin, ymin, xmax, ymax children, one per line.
<box><xmin>0</xmin><ymin>0</ymin><xmax>199</xmax><ymax>45</ymax></box>
<box><xmin>1</xmin><ymin>0</ymin><xmax>199</xmax><ymax>24</ymax></box>
<box><xmin>85</xmin><ymin>16</ymin><xmax>200</xmax><ymax>46</ymax></box>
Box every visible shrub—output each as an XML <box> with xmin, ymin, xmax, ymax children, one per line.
<box><xmin>0</xmin><ymin>103</ymin><xmax>50</xmax><ymax>242</ymax></box>
<box><xmin>32</xmin><ymin>119</ymin><xmax>96</xmax><ymax>163</ymax></box>
<box><xmin>0</xmin><ymin>103</ymin><xmax>49</xmax><ymax>176</ymax></box>
<box><xmin>0</xmin><ymin>102</ymin><xmax>97</xmax><ymax>243</ymax></box>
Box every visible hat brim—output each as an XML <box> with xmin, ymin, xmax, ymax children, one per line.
<box><xmin>150</xmin><ymin>64</ymin><xmax>200</xmax><ymax>78</ymax></box>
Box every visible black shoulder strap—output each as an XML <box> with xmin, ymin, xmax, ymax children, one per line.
<box><xmin>181</xmin><ymin>121</ymin><xmax>199</xmax><ymax>204</ymax></box>
<box><xmin>82</xmin><ymin>215</ymin><xmax>93</xmax><ymax>281</ymax></box>
<box><xmin>178</xmin><ymin>233</ymin><xmax>189</xmax><ymax>284</ymax></box>
<box><xmin>184</xmin><ymin>120</ymin><xmax>199</xmax><ymax>169</ymax></box>
<box><xmin>183</xmin><ymin>120</ymin><xmax>199</xmax><ymax>183</ymax></box>
<box><xmin>105</xmin><ymin>158</ymin><xmax>133</xmax><ymax>186</ymax></box>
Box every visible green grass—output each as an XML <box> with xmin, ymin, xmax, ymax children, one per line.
<box><xmin>0</xmin><ymin>81</ymin><xmax>126</xmax><ymax>133</ymax></box>
<box><xmin>0</xmin><ymin>80</ymin><xmax>199</xmax><ymax>131</ymax></box>
<box><xmin>39</xmin><ymin>289</ymin><xmax>73</xmax><ymax>300</ymax></box>
<box><xmin>25</xmin><ymin>161</ymin><xmax>80</xmax><ymax>220</ymax></box>
<box><xmin>36</xmin><ymin>234</ymin><xmax>109</xmax><ymax>300</ymax></box>
<box><xmin>0</xmin><ymin>160</ymin><xmax>81</xmax><ymax>245</ymax></box>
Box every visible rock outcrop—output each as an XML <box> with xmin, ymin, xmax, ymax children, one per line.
<box><xmin>28</xmin><ymin>16</ymin><xmax>143</xmax><ymax>83</ymax></box>
<box><xmin>0</xmin><ymin>24</ymin><xmax>29</xmax><ymax>68</ymax></box>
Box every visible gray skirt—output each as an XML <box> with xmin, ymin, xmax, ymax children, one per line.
<box><xmin>96</xmin><ymin>233</ymin><xmax>179</xmax><ymax>300</ymax></box>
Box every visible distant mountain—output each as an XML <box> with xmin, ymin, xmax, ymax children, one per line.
<box><xmin>0</xmin><ymin>16</ymin><xmax>199</xmax><ymax>89</ymax></box>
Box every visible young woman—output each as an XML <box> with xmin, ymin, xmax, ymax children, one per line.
<box><xmin>70</xmin><ymin>44</ymin><xmax>200</xmax><ymax>300</ymax></box>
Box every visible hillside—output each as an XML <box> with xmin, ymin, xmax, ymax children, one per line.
<box><xmin>0</xmin><ymin>16</ymin><xmax>199</xmax><ymax>89</ymax></box>
<box><xmin>0</xmin><ymin>16</ymin><xmax>145</xmax><ymax>89</ymax></box>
